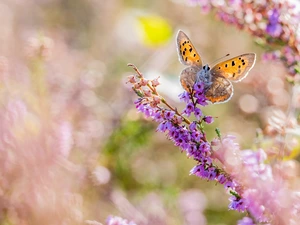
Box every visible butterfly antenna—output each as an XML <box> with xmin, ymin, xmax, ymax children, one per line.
<box><xmin>209</xmin><ymin>53</ymin><xmax>230</xmax><ymax>65</ymax></box>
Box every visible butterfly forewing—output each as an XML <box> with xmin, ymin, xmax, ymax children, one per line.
<box><xmin>210</xmin><ymin>53</ymin><xmax>256</xmax><ymax>82</ymax></box>
<box><xmin>176</xmin><ymin>30</ymin><xmax>202</xmax><ymax>67</ymax></box>
<box><xmin>205</xmin><ymin>76</ymin><xmax>233</xmax><ymax>103</ymax></box>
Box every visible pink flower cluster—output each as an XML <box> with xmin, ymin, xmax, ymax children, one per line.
<box><xmin>189</xmin><ymin>0</ymin><xmax>300</xmax><ymax>77</ymax></box>
<box><xmin>213</xmin><ymin>135</ymin><xmax>300</xmax><ymax>224</ymax></box>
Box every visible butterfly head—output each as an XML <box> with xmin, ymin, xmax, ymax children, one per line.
<box><xmin>196</xmin><ymin>64</ymin><xmax>212</xmax><ymax>89</ymax></box>
<box><xmin>202</xmin><ymin>64</ymin><xmax>210</xmax><ymax>72</ymax></box>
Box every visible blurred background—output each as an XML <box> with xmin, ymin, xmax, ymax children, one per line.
<box><xmin>0</xmin><ymin>0</ymin><xmax>291</xmax><ymax>224</ymax></box>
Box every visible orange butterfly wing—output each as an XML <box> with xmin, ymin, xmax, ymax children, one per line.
<box><xmin>210</xmin><ymin>53</ymin><xmax>256</xmax><ymax>82</ymax></box>
<box><xmin>205</xmin><ymin>75</ymin><xmax>233</xmax><ymax>104</ymax></box>
<box><xmin>176</xmin><ymin>30</ymin><xmax>202</xmax><ymax>67</ymax></box>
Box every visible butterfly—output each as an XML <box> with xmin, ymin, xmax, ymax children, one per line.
<box><xmin>176</xmin><ymin>30</ymin><xmax>256</xmax><ymax>104</ymax></box>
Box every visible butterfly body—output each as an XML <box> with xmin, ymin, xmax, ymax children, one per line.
<box><xmin>176</xmin><ymin>30</ymin><xmax>256</xmax><ymax>104</ymax></box>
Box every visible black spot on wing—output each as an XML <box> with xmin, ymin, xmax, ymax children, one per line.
<box><xmin>232</xmin><ymin>61</ymin><xmax>235</xmax><ymax>66</ymax></box>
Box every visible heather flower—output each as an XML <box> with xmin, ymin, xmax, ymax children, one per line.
<box><xmin>106</xmin><ymin>216</ymin><xmax>137</xmax><ymax>225</ymax></box>
<box><xmin>203</xmin><ymin>116</ymin><xmax>213</xmax><ymax>124</ymax></box>
<box><xmin>194</xmin><ymin>107</ymin><xmax>202</xmax><ymax>120</ymax></box>
<box><xmin>183</xmin><ymin>102</ymin><xmax>195</xmax><ymax>116</ymax></box>
<box><xmin>151</xmin><ymin>77</ymin><xmax>160</xmax><ymax>87</ymax></box>
<box><xmin>127</xmin><ymin>75</ymin><xmax>136</xmax><ymax>84</ymax></box>
<box><xmin>228</xmin><ymin>196</ymin><xmax>246</xmax><ymax>212</ymax></box>
<box><xmin>179</xmin><ymin>91</ymin><xmax>190</xmax><ymax>103</ymax></box>
<box><xmin>188</xmin><ymin>0</ymin><xmax>300</xmax><ymax>77</ymax></box>
<box><xmin>237</xmin><ymin>217</ymin><xmax>254</xmax><ymax>225</ymax></box>
<box><xmin>266</xmin><ymin>9</ymin><xmax>282</xmax><ymax>37</ymax></box>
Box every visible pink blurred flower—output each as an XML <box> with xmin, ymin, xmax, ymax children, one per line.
<box><xmin>106</xmin><ymin>216</ymin><xmax>137</xmax><ymax>225</ymax></box>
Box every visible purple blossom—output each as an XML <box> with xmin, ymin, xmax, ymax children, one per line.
<box><xmin>153</xmin><ymin>110</ymin><xmax>163</xmax><ymax>122</ymax></box>
<box><xmin>199</xmin><ymin>141</ymin><xmax>210</xmax><ymax>153</ymax></box>
<box><xmin>203</xmin><ymin>116</ymin><xmax>214</xmax><ymax>124</ymax></box>
<box><xmin>229</xmin><ymin>196</ymin><xmax>247</xmax><ymax>212</ymax></box>
<box><xmin>216</xmin><ymin>174</ymin><xmax>227</xmax><ymax>184</ymax></box>
<box><xmin>266</xmin><ymin>9</ymin><xmax>282</xmax><ymax>37</ymax></box>
<box><xmin>237</xmin><ymin>217</ymin><xmax>254</xmax><ymax>225</ymax></box>
<box><xmin>194</xmin><ymin>107</ymin><xmax>202</xmax><ymax>120</ymax></box>
<box><xmin>157</xmin><ymin>121</ymin><xmax>168</xmax><ymax>132</ymax></box>
<box><xmin>183</xmin><ymin>102</ymin><xmax>195</xmax><ymax>116</ymax></box>
<box><xmin>196</xmin><ymin>95</ymin><xmax>208</xmax><ymax>106</ymax></box>
<box><xmin>207</xmin><ymin>167</ymin><xmax>217</xmax><ymax>180</ymax></box>
<box><xmin>191</xmin><ymin>130</ymin><xmax>202</xmax><ymax>142</ymax></box>
<box><xmin>164</xmin><ymin>110</ymin><xmax>175</xmax><ymax>120</ymax></box>
<box><xmin>224</xmin><ymin>180</ymin><xmax>235</xmax><ymax>189</ymax></box>
<box><xmin>193</xmin><ymin>82</ymin><xmax>204</xmax><ymax>92</ymax></box>
<box><xmin>189</xmin><ymin>122</ymin><xmax>197</xmax><ymax>131</ymax></box>
<box><xmin>179</xmin><ymin>91</ymin><xmax>190</xmax><ymax>103</ymax></box>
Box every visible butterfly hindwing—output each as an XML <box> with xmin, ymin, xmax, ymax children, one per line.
<box><xmin>180</xmin><ymin>66</ymin><xmax>199</xmax><ymax>92</ymax></box>
<box><xmin>205</xmin><ymin>75</ymin><xmax>233</xmax><ymax>103</ymax></box>
<box><xmin>210</xmin><ymin>53</ymin><xmax>256</xmax><ymax>82</ymax></box>
<box><xmin>176</xmin><ymin>30</ymin><xmax>202</xmax><ymax>67</ymax></box>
